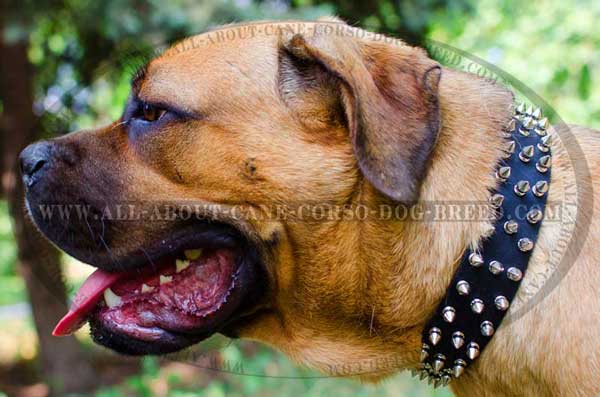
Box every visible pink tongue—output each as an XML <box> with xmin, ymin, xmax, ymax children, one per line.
<box><xmin>53</xmin><ymin>269</ymin><xmax>127</xmax><ymax>336</ymax></box>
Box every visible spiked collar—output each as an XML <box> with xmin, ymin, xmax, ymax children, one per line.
<box><xmin>417</xmin><ymin>103</ymin><xmax>552</xmax><ymax>387</ymax></box>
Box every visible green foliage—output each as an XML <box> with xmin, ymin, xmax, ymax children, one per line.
<box><xmin>8</xmin><ymin>0</ymin><xmax>334</xmax><ymax>137</ymax></box>
<box><xmin>0</xmin><ymin>201</ymin><xmax>17</xmax><ymax>277</ymax></box>
<box><xmin>303</xmin><ymin>0</ymin><xmax>474</xmax><ymax>45</ymax></box>
<box><xmin>429</xmin><ymin>0</ymin><xmax>600</xmax><ymax>128</ymax></box>
<box><xmin>93</xmin><ymin>342</ymin><xmax>453</xmax><ymax>397</ymax></box>
<box><xmin>0</xmin><ymin>201</ymin><xmax>25</xmax><ymax>306</ymax></box>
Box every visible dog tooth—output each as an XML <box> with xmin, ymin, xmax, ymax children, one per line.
<box><xmin>184</xmin><ymin>249</ymin><xmax>203</xmax><ymax>260</ymax></box>
<box><xmin>160</xmin><ymin>275</ymin><xmax>173</xmax><ymax>285</ymax></box>
<box><xmin>141</xmin><ymin>283</ymin><xmax>155</xmax><ymax>293</ymax></box>
<box><xmin>176</xmin><ymin>259</ymin><xmax>191</xmax><ymax>273</ymax></box>
<box><xmin>104</xmin><ymin>288</ymin><xmax>122</xmax><ymax>308</ymax></box>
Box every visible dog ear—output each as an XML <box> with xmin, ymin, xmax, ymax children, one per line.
<box><xmin>280</xmin><ymin>28</ymin><xmax>442</xmax><ymax>203</ymax></box>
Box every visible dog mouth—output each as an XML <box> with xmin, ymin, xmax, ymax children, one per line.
<box><xmin>52</xmin><ymin>223</ymin><xmax>263</xmax><ymax>355</ymax></box>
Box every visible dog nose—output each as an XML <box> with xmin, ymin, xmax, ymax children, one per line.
<box><xmin>20</xmin><ymin>141</ymin><xmax>53</xmax><ymax>187</ymax></box>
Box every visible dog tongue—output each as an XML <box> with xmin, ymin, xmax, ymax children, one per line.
<box><xmin>53</xmin><ymin>269</ymin><xmax>126</xmax><ymax>336</ymax></box>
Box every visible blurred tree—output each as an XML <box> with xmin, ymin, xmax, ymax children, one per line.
<box><xmin>428</xmin><ymin>0</ymin><xmax>600</xmax><ymax>128</ymax></box>
<box><xmin>293</xmin><ymin>0</ymin><xmax>475</xmax><ymax>46</ymax></box>
<box><xmin>0</xmin><ymin>3</ymin><xmax>96</xmax><ymax>396</ymax></box>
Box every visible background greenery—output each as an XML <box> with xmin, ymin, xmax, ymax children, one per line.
<box><xmin>0</xmin><ymin>0</ymin><xmax>598</xmax><ymax>396</ymax></box>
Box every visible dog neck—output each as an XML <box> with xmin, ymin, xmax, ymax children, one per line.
<box><xmin>360</xmin><ymin>68</ymin><xmax>515</xmax><ymax>323</ymax></box>
<box><xmin>354</xmin><ymin>69</ymin><xmax>520</xmax><ymax>377</ymax></box>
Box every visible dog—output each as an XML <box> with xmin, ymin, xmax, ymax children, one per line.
<box><xmin>19</xmin><ymin>18</ymin><xmax>600</xmax><ymax>396</ymax></box>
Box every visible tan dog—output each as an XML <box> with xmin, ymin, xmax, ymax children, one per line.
<box><xmin>20</xmin><ymin>19</ymin><xmax>600</xmax><ymax>396</ymax></box>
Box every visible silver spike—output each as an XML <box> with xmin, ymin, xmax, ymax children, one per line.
<box><xmin>535</xmin><ymin>127</ymin><xmax>547</xmax><ymax>137</ymax></box>
<box><xmin>429</xmin><ymin>327</ymin><xmax>442</xmax><ymax>346</ymax></box>
<box><xmin>469</xmin><ymin>252</ymin><xmax>484</xmax><ymax>267</ymax></box>
<box><xmin>453</xmin><ymin>359</ymin><xmax>466</xmax><ymax>378</ymax></box>
<box><xmin>496</xmin><ymin>166</ymin><xmax>511</xmax><ymax>181</ymax></box>
<box><xmin>514</xmin><ymin>180</ymin><xmax>530</xmax><ymax>196</ymax></box>
<box><xmin>518</xmin><ymin>237</ymin><xmax>534</xmax><ymax>252</ymax></box>
<box><xmin>456</xmin><ymin>280</ymin><xmax>471</xmax><ymax>296</ymax></box>
<box><xmin>442</xmin><ymin>306</ymin><xmax>456</xmax><ymax>323</ymax></box>
<box><xmin>452</xmin><ymin>331</ymin><xmax>465</xmax><ymax>349</ymax></box>
<box><xmin>527</xmin><ymin>208</ymin><xmax>543</xmax><ymax>224</ymax></box>
<box><xmin>494</xmin><ymin>295</ymin><xmax>509</xmax><ymax>311</ymax></box>
<box><xmin>537</xmin><ymin>117</ymin><xmax>549</xmax><ymax>130</ymax></box>
<box><xmin>503</xmin><ymin>220</ymin><xmax>519</xmax><ymax>234</ymax></box>
<box><xmin>519</xmin><ymin>145</ymin><xmax>535</xmax><ymax>162</ymax></box>
<box><xmin>421</xmin><ymin>343</ymin><xmax>430</xmax><ymax>361</ymax></box>
<box><xmin>442</xmin><ymin>375</ymin><xmax>451</xmax><ymax>386</ymax></box>
<box><xmin>484</xmin><ymin>224</ymin><xmax>496</xmax><ymax>238</ymax></box>
<box><xmin>531</xmin><ymin>107</ymin><xmax>542</xmax><ymax>119</ymax></box>
<box><xmin>467</xmin><ymin>342</ymin><xmax>480</xmax><ymax>360</ymax></box>
<box><xmin>471</xmin><ymin>298</ymin><xmax>485</xmax><ymax>314</ymax></box>
<box><xmin>503</xmin><ymin>140</ymin><xmax>516</xmax><ymax>158</ymax></box>
<box><xmin>489</xmin><ymin>193</ymin><xmax>505</xmax><ymax>208</ymax></box>
<box><xmin>541</xmin><ymin>134</ymin><xmax>553</xmax><ymax>146</ymax></box>
<box><xmin>489</xmin><ymin>260</ymin><xmax>504</xmax><ymax>275</ymax></box>
<box><xmin>481</xmin><ymin>321</ymin><xmax>495</xmax><ymax>337</ymax></box>
<box><xmin>537</xmin><ymin>155</ymin><xmax>552</xmax><ymax>173</ymax></box>
<box><xmin>507</xmin><ymin>267</ymin><xmax>524</xmax><ymax>282</ymax></box>
<box><xmin>506</xmin><ymin>119</ymin><xmax>516</xmax><ymax>132</ymax></box>
<box><xmin>519</xmin><ymin>127</ymin><xmax>531</xmax><ymax>137</ymax></box>
<box><xmin>419</xmin><ymin>370</ymin><xmax>429</xmax><ymax>381</ymax></box>
<box><xmin>533</xmin><ymin>180</ymin><xmax>549</xmax><ymax>197</ymax></box>
<box><xmin>522</xmin><ymin>116</ymin><xmax>535</xmax><ymax>129</ymax></box>
<box><xmin>434</xmin><ymin>377</ymin><xmax>442</xmax><ymax>388</ymax></box>
<box><xmin>538</xmin><ymin>134</ymin><xmax>553</xmax><ymax>152</ymax></box>
<box><xmin>433</xmin><ymin>354</ymin><xmax>446</xmax><ymax>374</ymax></box>
<box><xmin>515</xmin><ymin>102</ymin><xmax>526</xmax><ymax>114</ymax></box>
<box><xmin>526</xmin><ymin>105</ymin><xmax>534</xmax><ymax>116</ymax></box>
<box><xmin>411</xmin><ymin>368</ymin><xmax>419</xmax><ymax>377</ymax></box>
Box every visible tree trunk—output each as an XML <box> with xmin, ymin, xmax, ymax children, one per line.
<box><xmin>0</xmin><ymin>26</ymin><xmax>96</xmax><ymax>397</ymax></box>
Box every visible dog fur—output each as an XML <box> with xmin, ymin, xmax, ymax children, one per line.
<box><xmin>35</xmin><ymin>19</ymin><xmax>600</xmax><ymax>396</ymax></box>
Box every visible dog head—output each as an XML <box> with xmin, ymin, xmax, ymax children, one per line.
<box><xmin>21</xmin><ymin>20</ymin><xmax>512</xmax><ymax>377</ymax></box>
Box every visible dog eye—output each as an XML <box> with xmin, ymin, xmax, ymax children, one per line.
<box><xmin>139</xmin><ymin>102</ymin><xmax>166</xmax><ymax>122</ymax></box>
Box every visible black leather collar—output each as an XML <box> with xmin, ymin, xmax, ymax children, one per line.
<box><xmin>417</xmin><ymin>103</ymin><xmax>552</xmax><ymax>387</ymax></box>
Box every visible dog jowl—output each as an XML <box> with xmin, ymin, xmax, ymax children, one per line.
<box><xmin>19</xmin><ymin>20</ymin><xmax>600</xmax><ymax>397</ymax></box>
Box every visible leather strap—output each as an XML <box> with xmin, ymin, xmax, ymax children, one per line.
<box><xmin>417</xmin><ymin>103</ymin><xmax>552</xmax><ymax>387</ymax></box>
